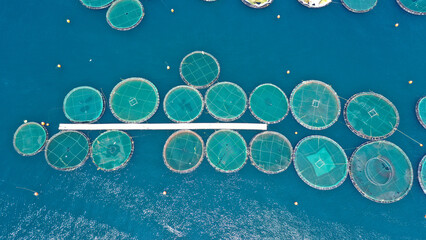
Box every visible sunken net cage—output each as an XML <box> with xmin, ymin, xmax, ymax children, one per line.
<box><xmin>290</xmin><ymin>80</ymin><xmax>341</xmax><ymax>130</ymax></box>
<box><xmin>397</xmin><ymin>0</ymin><xmax>426</xmax><ymax>15</ymax></box>
<box><xmin>91</xmin><ymin>130</ymin><xmax>134</xmax><ymax>171</ymax></box>
<box><xmin>163</xmin><ymin>130</ymin><xmax>204</xmax><ymax>173</ymax></box>
<box><xmin>249</xmin><ymin>131</ymin><xmax>292</xmax><ymax>174</ymax></box>
<box><xmin>349</xmin><ymin>141</ymin><xmax>413</xmax><ymax>203</ymax></box>
<box><xmin>298</xmin><ymin>0</ymin><xmax>332</xmax><ymax>8</ymax></box>
<box><xmin>249</xmin><ymin>84</ymin><xmax>289</xmax><ymax>124</ymax></box>
<box><xmin>419</xmin><ymin>156</ymin><xmax>426</xmax><ymax>194</ymax></box>
<box><xmin>13</xmin><ymin>122</ymin><xmax>47</xmax><ymax>156</ymax></box>
<box><xmin>206</xmin><ymin>130</ymin><xmax>247</xmax><ymax>173</ymax></box>
<box><xmin>163</xmin><ymin>86</ymin><xmax>204</xmax><ymax>123</ymax></box>
<box><xmin>63</xmin><ymin>86</ymin><xmax>105</xmax><ymax>123</ymax></box>
<box><xmin>341</xmin><ymin>0</ymin><xmax>378</xmax><ymax>13</ymax></box>
<box><xmin>241</xmin><ymin>0</ymin><xmax>274</xmax><ymax>8</ymax></box>
<box><xmin>80</xmin><ymin>0</ymin><xmax>114</xmax><ymax>9</ymax></box>
<box><xmin>416</xmin><ymin>97</ymin><xmax>426</xmax><ymax>129</ymax></box>
<box><xmin>205</xmin><ymin>82</ymin><xmax>247</xmax><ymax>122</ymax></box>
<box><xmin>293</xmin><ymin>135</ymin><xmax>348</xmax><ymax>190</ymax></box>
<box><xmin>180</xmin><ymin>51</ymin><xmax>220</xmax><ymax>89</ymax></box>
<box><xmin>109</xmin><ymin>77</ymin><xmax>159</xmax><ymax>123</ymax></box>
<box><xmin>45</xmin><ymin>131</ymin><xmax>90</xmax><ymax>171</ymax></box>
<box><xmin>106</xmin><ymin>0</ymin><xmax>144</xmax><ymax>31</ymax></box>
<box><xmin>344</xmin><ymin>92</ymin><xmax>399</xmax><ymax>140</ymax></box>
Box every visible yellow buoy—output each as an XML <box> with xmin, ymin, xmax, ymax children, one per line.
<box><xmin>24</xmin><ymin>120</ymin><xmax>28</xmax><ymax>123</ymax></box>
<box><xmin>57</xmin><ymin>64</ymin><xmax>61</xmax><ymax>68</ymax></box>
<box><xmin>294</xmin><ymin>202</ymin><xmax>298</xmax><ymax>206</ymax></box>
<box><xmin>408</xmin><ymin>80</ymin><xmax>413</xmax><ymax>84</ymax></box>
<box><xmin>41</xmin><ymin>122</ymin><xmax>45</xmax><ymax>126</ymax></box>
<box><xmin>420</xmin><ymin>144</ymin><xmax>423</xmax><ymax>147</ymax></box>
<box><xmin>66</xmin><ymin>19</ymin><xmax>70</xmax><ymax>23</ymax></box>
<box><xmin>277</xmin><ymin>15</ymin><xmax>280</xmax><ymax>19</ymax></box>
<box><xmin>287</xmin><ymin>70</ymin><xmax>290</xmax><ymax>74</ymax></box>
<box><xmin>46</xmin><ymin>123</ymin><xmax>50</xmax><ymax>126</ymax></box>
<box><xmin>162</xmin><ymin>191</ymin><xmax>167</xmax><ymax>195</ymax></box>
<box><xmin>171</xmin><ymin>9</ymin><xmax>174</xmax><ymax>13</ymax></box>
<box><xmin>167</xmin><ymin>66</ymin><xmax>170</xmax><ymax>70</ymax></box>
<box><xmin>395</xmin><ymin>23</ymin><xmax>399</xmax><ymax>27</ymax></box>
<box><xmin>34</xmin><ymin>192</ymin><xmax>39</xmax><ymax>196</ymax></box>
<box><xmin>295</xmin><ymin>131</ymin><xmax>298</xmax><ymax>135</ymax></box>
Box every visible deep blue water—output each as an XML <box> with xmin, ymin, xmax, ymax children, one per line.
<box><xmin>1</xmin><ymin>0</ymin><xmax>426</xmax><ymax>238</ymax></box>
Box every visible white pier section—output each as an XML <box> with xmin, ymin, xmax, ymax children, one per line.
<box><xmin>59</xmin><ymin>123</ymin><xmax>268</xmax><ymax>131</ymax></box>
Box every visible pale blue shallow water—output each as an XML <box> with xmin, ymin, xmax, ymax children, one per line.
<box><xmin>0</xmin><ymin>0</ymin><xmax>425</xmax><ymax>239</ymax></box>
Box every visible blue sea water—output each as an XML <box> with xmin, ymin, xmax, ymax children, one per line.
<box><xmin>1</xmin><ymin>0</ymin><xmax>426</xmax><ymax>238</ymax></box>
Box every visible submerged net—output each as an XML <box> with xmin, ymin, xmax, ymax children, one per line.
<box><xmin>344</xmin><ymin>92</ymin><xmax>399</xmax><ymax>140</ymax></box>
<box><xmin>63</xmin><ymin>86</ymin><xmax>105</xmax><ymax>123</ymax></box>
<box><xmin>45</xmin><ymin>131</ymin><xmax>90</xmax><ymax>171</ymax></box>
<box><xmin>241</xmin><ymin>0</ymin><xmax>274</xmax><ymax>8</ymax></box>
<box><xmin>249</xmin><ymin>83</ymin><xmax>289</xmax><ymax>124</ymax></box>
<box><xmin>206</xmin><ymin>130</ymin><xmax>247</xmax><ymax>173</ymax></box>
<box><xmin>349</xmin><ymin>141</ymin><xmax>413</xmax><ymax>203</ymax></box>
<box><xmin>419</xmin><ymin>156</ymin><xmax>426</xmax><ymax>194</ymax></box>
<box><xmin>180</xmin><ymin>51</ymin><xmax>220</xmax><ymax>89</ymax></box>
<box><xmin>416</xmin><ymin>96</ymin><xmax>426</xmax><ymax>129</ymax></box>
<box><xmin>290</xmin><ymin>80</ymin><xmax>341</xmax><ymax>130</ymax></box>
<box><xmin>163</xmin><ymin>130</ymin><xmax>204</xmax><ymax>173</ymax></box>
<box><xmin>397</xmin><ymin>0</ymin><xmax>426</xmax><ymax>15</ymax></box>
<box><xmin>341</xmin><ymin>0</ymin><xmax>377</xmax><ymax>13</ymax></box>
<box><xmin>80</xmin><ymin>0</ymin><xmax>114</xmax><ymax>9</ymax></box>
<box><xmin>13</xmin><ymin>122</ymin><xmax>47</xmax><ymax>156</ymax></box>
<box><xmin>249</xmin><ymin>131</ymin><xmax>292</xmax><ymax>174</ymax></box>
<box><xmin>91</xmin><ymin>130</ymin><xmax>134</xmax><ymax>171</ymax></box>
<box><xmin>163</xmin><ymin>86</ymin><xmax>204</xmax><ymax>123</ymax></box>
<box><xmin>298</xmin><ymin>0</ymin><xmax>332</xmax><ymax>8</ymax></box>
<box><xmin>293</xmin><ymin>135</ymin><xmax>348</xmax><ymax>190</ymax></box>
<box><xmin>109</xmin><ymin>77</ymin><xmax>159</xmax><ymax>123</ymax></box>
<box><xmin>106</xmin><ymin>0</ymin><xmax>144</xmax><ymax>31</ymax></box>
<box><xmin>205</xmin><ymin>82</ymin><xmax>247</xmax><ymax>121</ymax></box>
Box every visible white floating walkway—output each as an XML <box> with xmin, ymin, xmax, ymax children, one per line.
<box><xmin>59</xmin><ymin>123</ymin><xmax>268</xmax><ymax>131</ymax></box>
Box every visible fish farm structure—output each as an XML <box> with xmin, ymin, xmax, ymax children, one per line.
<box><xmin>298</xmin><ymin>0</ymin><xmax>332</xmax><ymax>8</ymax></box>
<box><xmin>416</xmin><ymin>96</ymin><xmax>426</xmax><ymax>129</ymax></box>
<box><xmin>63</xmin><ymin>86</ymin><xmax>105</xmax><ymax>123</ymax></box>
<box><xmin>80</xmin><ymin>0</ymin><xmax>114</xmax><ymax>9</ymax></box>
<box><xmin>106</xmin><ymin>0</ymin><xmax>144</xmax><ymax>31</ymax></box>
<box><xmin>419</xmin><ymin>156</ymin><xmax>426</xmax><ymax>194</ymax></box>
<box><xmin>180</xmin><ymin>51</ymin><xmax>220</xmax><ymax>89</ymax></box>
<box><xmin>341</xmin><ymin>0</ymin><xmax>378</xmax><ymax>13</ymax></box>
<box><xmin>241</xmin><ymin>0</ymin><xmax>274</xmax><ymax>9</ymax></box>
<box><xmin>163</xmin><ymin>86</ymin><xmax>204</xmax><ymax>123</ymax></box>
<box><xmin>13</xmin><ymin>122</ymin><xmax>47</xmax><ymax>157</ymax></box>
<box><xmin>397</xmin><ymin>0</ymin><xmax>426</xmax><ymax>15</ymax></box>
<box><xmin>249</xmin><ymin>83</ymin><xmax>289</xmax><ymax>124</ymax></box>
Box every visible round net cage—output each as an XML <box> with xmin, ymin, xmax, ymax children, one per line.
<box><xmin>249</xmin><ymin>131</ymin><xmax>293</xmax><ymax>174</ymax></box>
<box><xmin>298</xmin><ymin>0</ymin><xmax>332</xmax><ymax>8</ymax></box>
<box><xmin>206</xmin><ymin>130</ymin><xmax>247</xmax><ymax>173</ymax></box>
<box><xmin>106</xmin><ymin>0</ymin><xmax>144</xmax><ymax>31</ymax></box>
<box><xmin>341</xmin><ymin>0</ymin><xmax>377</xmax><ymax>13</ymax></box>
<box><xmin>179</xmin><ymin>51</ymin><xmax>220</xmax><ymax>89</ymax></box>
<box><xmin>293</xmin><ymin>135</ymin><xmax>348</xmax><ymax>190</ymax></box>
<box><xmin>419</xmin><ymin>156</ymin><xmax>426</xmax><ymax>194</ymax></box>
<box><xmin>416</xmin><ymin>96</ymin><xmax>426</xmax><ymax>129</ymax></box>
<box><xmin>290</xmin><ymin>80</ymin><xmax>341</xmax><ymax>130</ymax></box>
<box><xmin>163</xmin><ymin>86</ymin><xmax>204</xmax><ymax>123</ymax></box>
<box><xmin>80</xmin><ymin>0</ymin><xmax>114</xmax><ymax>9</ymax></box>
<box><xmin>91</xmin><ymin>130</ymin><xmax>134</xmax><ymax>171</ymax></box>
<box><xmin>109</xmin><ymin>77</ymin><xmax>159</xmax><ymax>123</ymax></box>
<box><xmin>344</xmin><ymin>92</ymin><xmax>399</xmax><ymax>140</ymax></box>
<box><xmin>249</xmin><ymin>83</ymin><xmax>289</xmax><ymax>124</ymax></box>
<box><xmin>349</xmin><ymin>141</ymin><xmax>413</xmax><ymax>203</ymax></box>
<box><xmin>63</xmin><ymin>86</ymin><xmax>105</xmax><ymax>123</ymax></box>
<box><xmin>205</xmin><ymin>82</ymin><xmax>247</xmax><ymax>122</ymax></box>
<box><xmin>397</xmin><ymin>0</ymin><xmax>426</xmax><ymax>15</ymax></box>
<box><xmin>13</xmin><ymin>122</ymin><xmax>47</xmax><ymax>156</ymax></box>
<box><xmin>241</xmin><ymin>0</ymin><xmax>274</xmax><ymax>8</ymax></box>
<box><xmin>163</xmin><ymin>130</ymin><xmax>204</xmax><ymax>173</ymax></box>
<box><xmin>45</xmin><ymin>131</ymin><xmax>90</xmax><ymax>171</ymax></box>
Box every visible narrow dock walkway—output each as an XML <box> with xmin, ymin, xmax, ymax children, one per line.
<box><xmin>59</xmin><ymin>123</ymin><xmax>268</xmax><ymax>131</ymax></box>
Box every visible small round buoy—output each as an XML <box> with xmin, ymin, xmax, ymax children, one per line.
<box><xmin>287</xmin><ymin>70</ymin><xmax>290</xmax><ymax>74</ymax></box>
<box><xmin>162</xmin><ymin>191</ymin><xmax>167</xmax><ymax>195</ymax></box>
<box><xmin>295</xmin><ymin>131</ymin><xmax>298</xmax><ymax>135</ymax></box>
<box><xmin>24</xmin><ymin>120</ymin><xmax>28</xmax><ymax>123</ymax></box>
<box><xmin>171</xmin><ymin>9</ymin><xmax>174</xmax><ymax>13</ymax></box>
<box><xmin>294</xmin><ymin>201</ymin><xmax>298</xmax><ymax>206</ymax></box>
<box><xmin>89</xmin><ymin>59</ymin><xmax>93</xmax><ymax>62</ymax></box>
<box><xmin>46</xmin><ymin>123</ymin><xmax>50</xmax><ymax>126</ymax></box>
<box><xmin>34</xmin><ymin>192</ymin><xmax>39</xmax><ymax>196</ymax></box>
<box><xmin>66</xmin><ymin>19</ymin><xmax>70</xmax><ymax>23</ymax></box>
<box><xmin>41</xmin><ymin>122</ymin><xmax>45</xmax><ymax>126</ymax></box>
<box><xmin>277</xmin><ymin>15</ymin><xmax>280</xmax><ymax>19</ymax></box>
<box><xmin>420</xmin><ymin>144</ymin><xmax>423</xmax><ymax>147</ymax></box>
<box><xmin>408</xmin><ymin>80</ymin><xmax>413</xmax><ymax>84</ymax></box>
<box><xmin>57</xmin><ymin>64</ymin><xmax>62</xmax><ymax>68</ymax></box>
<box><xmin>167</xmin><ymin>66</ymin><xmax>170</xmax><ymax>70</ymax></box>
<box><xmin>395</xmin><ymin>23</ymin><xmax>399</xmax><ymax>27</ymax></box>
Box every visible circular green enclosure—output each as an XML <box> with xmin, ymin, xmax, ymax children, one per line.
<box><xmin>419</xmin><ymin>156</ymin><xmax>426</xmax><ymax>194</ymax></box>
<box><xmin>344</xmin><ymin>92</ymin><xmax>399</xmax><ymax>140</ymax></box>
<box><xmin>180</xmin><ymin>51</ymin><xmax>220</xmax><ymax>89</ymax></box>
<box><xmin>109</xmin><ymin>77</ymin><xmax>159</xmax><ymax>123</ymax></box>
<box><xmin>416</xmin><ymin>97</ymin><xmax>426</xmax><ymax>129</ymax></box>
<box><xmin>249</xmin><ymin>131</ymin><xmax>292</xmax><ymax>174</ymax></box>
<box><xmin>342</xmin><ymin>0</ymin><xmax>377</xmax><ymax>13</ymax></box>
<box><xmin>13</xmin><ymin>122</ymin><xmax>47</xmax><ymax>156</ymax></box>
<box><xmin>80</xmin><ymin>0</ymin><xmax>114</xmax><ymax>9</ymax></box>
<box><xmin>241</xmin><ymin>0</ymin><xmax>274</xmax><ymax>8</ymax></box>
<box><xmin>349</xmin><ymin>141</ymin><xmax>413</xmax><ymax>203</ymax></box>
<box><xmin>290</xmin><ymin>80</ymin><xmax>341</xmax><ymax>130</ymax></box>
<box><xmin>106</xmin><ymin>0</ymin><xmax>144</xmax><ymax>31</ymax></box>
<box><xmin>45</xmin><ymin>131</ymin><xmax>90</xmax><ymax>171</ymax></box>
<box><xmin>249</xmin><ymin>83</ymin><xmax>289</xmax><ymax>124</ymax></box>
<box><xmin>206</xmin><ymin>130</ymin><xmax>247</xmax><ymax>173</ymax></box>
<box><xmin>91</xmin><ymin>130</ymin><xmax>134</xmax><ymax>171</ymax></box>
<box><xmin>293</xmin><ymin>136</ymin><xmax>348</xmax><ymax>190</ymax></box>
<box><xmin>163</xmin><ymin>86</ymin><xmax>204</xmax><ymax>123</ymax></box>
<box><xmin>205</xmin><ymin>82</ymin><xmax>247</xmax><ymax>121</ymax></box>
<box><xmin>163</xmin><ymin>130</ymin><xmax>204</xmax><ymax>173</ymax></box>
<box><xmin>397</xmin><ymin>0</ymin><xmax>426</xmax><ymax>15</ymax></box>
<box><xmin>63</xmin><ymin>86</ymin><xmax>105</xmax><ymax>123</ymax></box>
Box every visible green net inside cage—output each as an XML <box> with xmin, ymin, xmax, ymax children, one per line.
<box><xmin>341</xmin><ymin>0</ymin><xmax>377</xmax><ymax>13</ymax></box>
<box><xmin>45</xmin><ymin>131</ymin><xmax>90</xmax><ymax>171</ymax></box>
<box><xmin>163</xmin><ymin>86</ymin><xmax>204</xmax><ymax>123</ymax></box>
<box><xmin>344</xmin><ymin>92</ymin><xmax>399</xmax><ymax>140</ymax></box>
<box><xmin>397</xmin><ymin>0</ymin><xmax>426</xmax><ymax>15</ymax></box>
<box><xmin>416</xmin><ymin>97</ymin><xmax>426</xmax><ymax>129</ymax></box>
<box><xmin>205</xmin><ymin>82</ymin><xmax>247</xmax><ymax>121</ymax></box>
<box><xmin>249</xmin><ymin>131</ymin><xmax>292</xmax><ymax>174</ymax></box>
<box><xmin>249</xmin><ymin>83</ymin><xmax>289</xmax><ymax>124</ymax></box>
<box><xmin>290</xmin><ymin>80</ymin><xmax>341</xmax><ymax>130</ymax></box>
<box><xmin>418</xmin><ymin>156</ymin><xmax>426</xmax><ymax>194</ymax></box>
<box><xmin>241</xmin><ymin>0</ymin><xmax>274</xmax><ymax>8</ymax></box>
<box><xmin>206</xmin><ymin>130</ymin><xmax>247</xmax><ymax>173</ymax></box>
<box><xmin>106</xmin><ymin>0</ymin><xmax>144</xmax><ymax>31</ymax></box>
<box><xmin>163</xmin><ymin>130</ymin><xmax>204</xmax><ymax>173</ymax></box>
<box><xmin>349</xmin><ymin>141</ymin><xmax>413</xmax><ymax>203</ymax></box>
<box><xmin>13</xmin><ymin>122</ymin><xmax>47</xmax><ymax>156</ymax></box>
<box><xmin>63</xmin><ymin>86</ymin><xmax>105</xmax><ymax>123</ymax></box>
<box><xmin>293</xmin><ymin>135</ymin><xmax>348</xmax><ymax>190</ymax></box>
<box><xmin>180</xmin><ymin>51</ymin><xmax>220</xmax><ymax>89</ymax></box>
<box><xmin>80</xmin><ymin>0</ymin><xmax>114</xmax><ymax>9</ymax></box>
<box><xmin>109</xmin><ymin>77</ymin><xmax>159</xmax><ymax>123</ymax></box>
<box><xmin>91</xmin><ymin>130</ymin><xmax>133</xmax><ymax>171</ymax></box>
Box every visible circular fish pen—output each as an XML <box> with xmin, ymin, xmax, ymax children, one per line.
<box><xmin>419</xmin><ymin>156</ymin><xmax>426</xmax><ymax>194</ymax></box>
<box><xmin>163</xmin><ymin>130</ymin><xmax>204</xmax><ymax>173</ymax></box>
<box><xmin>344</xmin><ymin>92</ymin><xmax>399</xmax><ymax>140</ymax></box>
<box><xmin>206</xmin><ymin>130</ymin><xmax>247</xmax><ymax>173</ymax></box>
<box><xmin>416</xmin><ymin>96</ymin><xmax>426</xmax><ymax>129</ymax></box>
<box><xmin>349</xmin><ymin>141</ymin><xmax>413</xmax><ymax>203</ymax></box>
<box><xmin>249</xmin><ymin>131</ymin><xmax>292</xmax><ymax>174</ymax></box>
<box><xmin>163</xmin><ymin>86</ymin><xmax>204</xmax><ymax>123</ymax></box>
<box><xmin>180</xmin><ymin>51</ymin><xmax>220</xmax><ymax>89</ymax></box>
<box><xmin>13</xmin><ymin>122</ymin><xmax>47</xmax><ymax>156</ymax></box>
<box><xmin>205</xmin><ymin>82</ymin><xmax>247</xmax><ymax>122</ymax></box>
<box><xmin>293</xmin><ymin>135</ymin><xmax>348</xmax><ymax>190</ymax></box>
<box><xmin>397</xmin><ymin>0</ymin><xmax>426</xmax><ymax>15</ymax></box>
<box><xmin>63</xmin><ymin>86</ymin><xmax>105</xmax><ymax>123</ymax></box>
<box><xmin>298</xmin><ymin>0</ymin><xmax>332</xmax><ymax>8</ymax></box>
<box><xmin>106</xmin><ymin>0</ymin><xmax>144</xmax><ymax>31</ymax></box>
<box><xmin>290</xmin><ymin>80</ymin><xmax>341</xmax><ymax>130</ymax></box>
<box><xmin>341</xmin><ymin>0</ymin><xmax>378</xmax><ymax>13</ymax></box>
<box><xmin>249</xmin><ymin>83</ymin><xmax>289</xmax><ymax>124</ymax></box>
<box><xmin>91</xmin><ymin>130</ymin><xmax>134</xmax><ymax>171</ymax></box>
<box><xmin>80</xmin><ymin>0</ymin><xmax>114</xmax><ymax>9</ymax></box>
<box><xmin>109</xmin><ymin>77</ymin><xmax>159</xmax><ymax>123</ymax></box>
<box><xmin>45</xmin><ymin>131</ymin><xmax>90</xmax><ymax>171</ymax></box>
<box><xmin>241</xmin><ymin>0</ymin><xmax>274</xmax><ymax>9</ymax></box>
